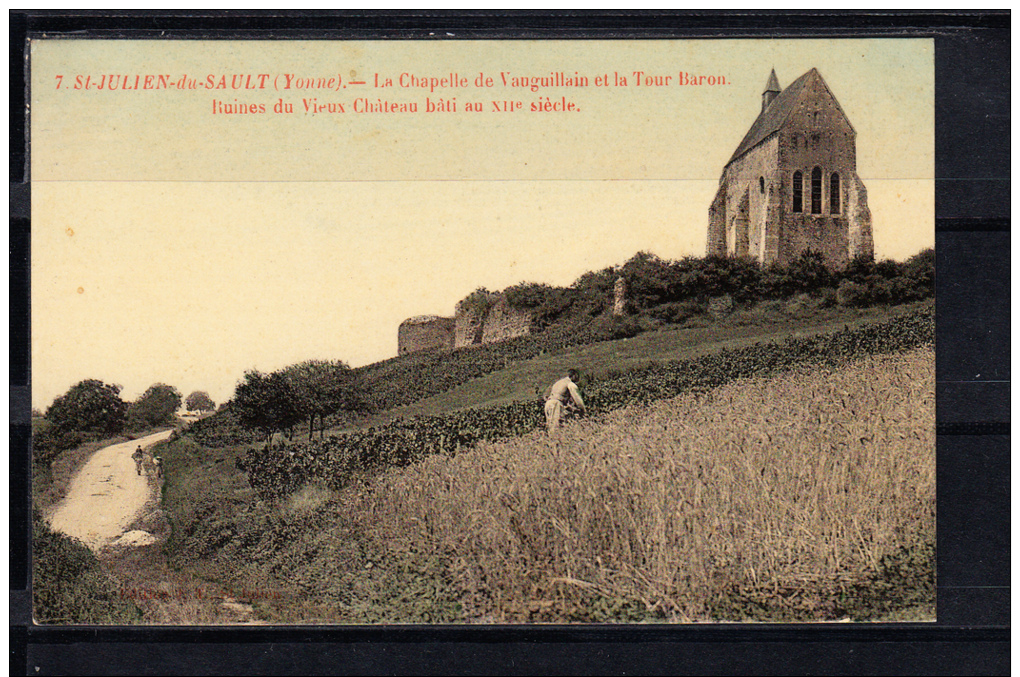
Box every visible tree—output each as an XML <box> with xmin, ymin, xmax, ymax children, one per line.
<box><xmin>232</xmin><ymin>370</ymin><xmax>303</xmax><ymax>447</ymax></box>
<box><xmin>126</xmin><ymin>383</ymin><xmax>182</xmax><ymax>430</ymax></box>
<box><xmin>185</xmin><ymin>391</ymin><xmax>216</xmax><ymax>413</ymax></box>
<box><xmin>45</xmin><ymin>379</ymin><xmax>127</xmax><ymax>438</ymax></box>
<box><xmin>282</xmin><ymin>360</ymin><xmax>369</xmax><ymax>440</ymax></box>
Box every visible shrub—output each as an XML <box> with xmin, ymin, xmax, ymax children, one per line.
<box><xmin>837</xmin><ymin>280</ymin><xmax>871</xmax><ymax>307</ymax></box>
<box><xmin>648</xmin><ymin>301</ymin><xmax>703</xmax><ymax>325</ymax></box>
<box><xmin>44</xmin><ymin>379</ymin><xmax>127</xmax><ymax>439</ymax></box>
<box><xmin>33</xmin><ymin>513</ymin><xmax>140</xmax><ymax>624</ymax></box>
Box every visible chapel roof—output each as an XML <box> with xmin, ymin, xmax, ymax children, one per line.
<box><xmin>725</xmin><ymin>68</ymin><xmax>851</xmax><ymax>167</ymax></box>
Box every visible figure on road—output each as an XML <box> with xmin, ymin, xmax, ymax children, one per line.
<box><xmin>131</xmin><ymin>445</ymin><xmax>144</xmax><ymax>476</ymax></box>
<box><xmin>544</xmin><ymin>368</ymin><xmax>587</xmax><ymax>433</ymax></box>
<box><xmin>153</xmin><ymin>455</ymin><xmax>163</xmax><ymax>479</ymax></box>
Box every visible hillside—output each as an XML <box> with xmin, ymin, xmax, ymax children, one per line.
<box><xmin>158</xmin><ymin>340</ymin><xmax>935</xmax><ymax>624</ymax></box>
<box><xmin>369</xmin><ymin>301</ymin><xmax>929</xmax><ymax>425</ymax></box>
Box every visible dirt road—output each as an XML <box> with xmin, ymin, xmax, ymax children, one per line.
<box><xmin>48</xmin><ymin>429</ymin><xmax>174</xmax><ymax>550</ymax></box>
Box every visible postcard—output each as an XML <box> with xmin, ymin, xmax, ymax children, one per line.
<box><xmin>30</xmin><ymin>37</ymin><xmax>935</xmax><ymax>625</ymax></box>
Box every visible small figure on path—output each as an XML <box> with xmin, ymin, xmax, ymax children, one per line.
<box><xmin>544</xmin><ymin>368</ymin><xmax>587</xmax><ymax>433</ymax></box>
<box><xmin>153</xmin><ymin>455</ymin><xmax>163</xmax><ymax>479</ymax></box>
<box><xmin>132</xmin><ymin>445</ymin><xmax>144</xmax><ymax>476</ymax></box>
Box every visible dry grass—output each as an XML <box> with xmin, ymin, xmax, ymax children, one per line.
<box><xmin>345</xmin><ymin>348</ymin><xmax>934</xmax><ymax>622</ymax></box>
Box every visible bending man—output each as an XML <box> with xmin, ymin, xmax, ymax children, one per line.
<box><xmin>544</xmin><ymin>369</ymin><xmax>587</xmax><ymax>433</ymax></box>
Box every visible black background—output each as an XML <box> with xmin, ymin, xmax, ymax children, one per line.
<box><xmin>9</xmin><ymin>11</ymin><xmax>1009</xmax><ymax>675</ymax></box>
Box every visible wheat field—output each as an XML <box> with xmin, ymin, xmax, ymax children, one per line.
<box><xmin>344</xmin><ymin>347</ymin><xmax>935</xmax><ymax>622</ymax></box>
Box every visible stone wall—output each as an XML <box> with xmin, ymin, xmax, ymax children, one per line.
<box><xmin>481</xmin><ymin>296</ymin><xmax>533</xmax><ymax>344</ymax></box>
<box><xmin>454</xmin><ymin>299</ymin><xmax>487</xmax><ymax>348</ymax></box>
<box><xmin>397</xmin><ymin>315</ymin><xmax>455</xmax><ymax>355</ymax></box>
<box><xmin>399</xmin><ymin>292</ymin><xmax>537</xmax><ymax>356</ymax></box>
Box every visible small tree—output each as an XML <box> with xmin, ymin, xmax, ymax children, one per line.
<box><xmin>126</xmin><ymin>383</ymin><xmax>182</xmax><ymax>430</ymax></box>
<box><xmin>233</xmin><ymin>370</ymin><xmax>302</xmax><ymax>447</ymax></box>
<box><xmin>283</xmin><ymin>360</ymin><xmax>369</xmax><ymax>440</ymax></box>
<box><xmin>185</xmin><ymin>391</ymin><xmax>216</xmax><ymax>413</ymax></box>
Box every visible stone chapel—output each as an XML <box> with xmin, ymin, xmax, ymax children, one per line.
<box><xmin>708</xmin><ymin>68</ymin><xmax>874</xmax><ymax>269</ymax></box>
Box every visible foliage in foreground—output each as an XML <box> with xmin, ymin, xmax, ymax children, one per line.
<box><xmin>32</xmin><ymin>513</ymin><xmax>140</xmax><ymax>624</ymax></box>
<box><xmin>168</xmin><ymin>348</ymin><xmax>934</xmax><ymax>623</ymax></box>
<box><xmin>239</xmin><ymin>307</ymin><xmax>933</xmax><ymax>499</ymax></box>
<box><xmin>351</xmin><ymin>348</ymin><xmax>935</xmax><ymax>622</ymax></box>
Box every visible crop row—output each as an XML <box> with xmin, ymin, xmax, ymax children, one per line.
<box><xmin>241</xmin><ymin>307</ymin><xmax>934</xmax><ymax>498</ymax></box>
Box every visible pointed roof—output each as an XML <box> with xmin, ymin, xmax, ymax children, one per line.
<box><xmin>726</xmin><ymin>68</ymin><xmax>852</xmax><ymax>168</ymax></box>
<box><xmin>763</xmin><ymin>68</ymin><xmax>781</xmax><ymax>94</ymax></box>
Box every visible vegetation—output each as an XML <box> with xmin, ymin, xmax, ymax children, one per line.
<box><xmin>239</xmin><ymin>307</ymin><xmax>933</xmax><ymax>500</ymax></box>
<box><xmin>185</xmin><ymin>391</ymin><xmax>216</xmax><ymax>413</ymax></box>
<box><xmin>349</xmin><ymin>348</ymin><xmax>935</xmax><ymax>622</ymax></box>
<box><xmin>34</xmin><ymin>379</ymin><xmax>128</xmax><ymax>462</ymax></box>
<box><xmin>281</xmin><ymin>360</ymin><xmax>369</xmax><ymax>440</ymax></box>
<box><xmin>126</xmin><ymin>383</ymin><xmax>182</xmax><ymax>431</ymax></box>
<box><xmin>186</xmin><ymin>250</ymin><xmax>934</xmax><ymax>447</ymax></box>
<box><xmin>33</xmin><ymin>247</ymin><xmax>936</xmax><ymax>624</ymax></box>
<box><xmin>161</xmin><ymin>346</ymin><xmax>934</xmax><ymax>623</ymax></box>
<box><xmin>232</xmin><ymin>360</ymin><xmax>369</xmax><ymax>446</ymax></box>
<box><xmin>32</xmin><ymin>512</ymin><xmax>140</xmax><ymax>624</ymax></box>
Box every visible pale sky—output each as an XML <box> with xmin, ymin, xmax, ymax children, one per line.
<box><xmin>30</xmin><ymin>39</ymin><xmax>934</xmax><ymax>409</ymax></box>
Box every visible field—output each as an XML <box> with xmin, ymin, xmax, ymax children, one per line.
<box><xmin>160</xmin><ymin>343</ymin><xmax>935</xmax><ymax>623</ymax></box>
<box><xmin>365</xmin><ymin>301</ymin><xmax>929</xmax><ymax>424</ymax></box>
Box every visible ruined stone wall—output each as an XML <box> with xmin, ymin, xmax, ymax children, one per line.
<box><xmin>707</xmin><ymin>185</ymin><xmax>727</xmax><ymax>256</ymax></box>
<box><xmin>398</xmin><ymin>315</ymin><xmax>455</xmax><ymax>355</ymax></box>
<box><xmin>612</xmin><ymin>277</ymin><xmax>627</xmax><ymax>316</ymax></box>
<box><xmin>454</xmin><ymin>300</ymin><xmax>487</xmax><ymax>348</ymax></box>
<box><xmin>481</xmin><ymin>296</ymin><xmax>533</xmax><ymax>344</ymax></box>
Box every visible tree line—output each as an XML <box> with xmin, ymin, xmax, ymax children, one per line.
<box><xmin>231</xmin><ymin>359</ymin><xmax>369</xmax><ymax>446</ymax></box>
<box><xmin>33</xmin><ymin>381</ymin><xmax>216</xmax><ymax>463</ymax></box>
<box><xmin>501</xmin><ymin>249</ymin><xmax>935</xmax><ymax>326</ymax></box>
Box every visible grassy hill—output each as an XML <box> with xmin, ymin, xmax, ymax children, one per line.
<box><xmin>363</xmin><ymin>300</ymin><xmax>929</xmax><ymax>425</ymax></box>
<box><xmin>157</xmin><ymin>335</ymin><xmax>935</xmax><ymax>623</ymax></box>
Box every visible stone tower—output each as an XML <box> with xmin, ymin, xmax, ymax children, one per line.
<box><xmin>708</xmin><ymin>68</ymin><xmax>874</xmax><ymax>269</ymax></box>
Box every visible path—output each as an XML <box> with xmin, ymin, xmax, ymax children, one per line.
<box><xmin>48</xmin><ymin>429</ymin><xmax>174</xmax><ymax>551</ymax></box>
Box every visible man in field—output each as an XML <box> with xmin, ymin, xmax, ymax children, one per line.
<box><xmin>131</xmin><ymin>445</ymin><xmax>144</xmax><ymax>476</ymax></box>
<box><xmin>544</xmin><ymin>369</ymin><xmax>587</xmax><ymax>433</ymax></box>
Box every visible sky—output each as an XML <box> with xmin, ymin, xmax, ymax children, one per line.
<box><xmin>30</xmin><ymin>39</ymin><xmax>934</xmax><ymax>409</ymax></box>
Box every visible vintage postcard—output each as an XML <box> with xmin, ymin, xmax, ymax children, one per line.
<box><xmin>30</xmin><ymin>38</ymin><xmax>935</xmax><ymax>625</ymax></box>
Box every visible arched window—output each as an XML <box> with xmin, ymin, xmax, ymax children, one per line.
<box><xmin>759</xmin><ymin>176</ymin><xmax>765</xmax><ymax>194</ymax></box>
<box><xmin>792</xmin><ymin>171</ymin><xmax>803</xmax><ymax>213</ymax></box>
<box><xmin>830</xmin><ymin>173</ymin><xmax>840</xmax><ymax>214</ymax></box>
<box><xmin>811</xmin><ymin>167</ymin><xmax>822</xmax><ymax>214</ymax></box>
